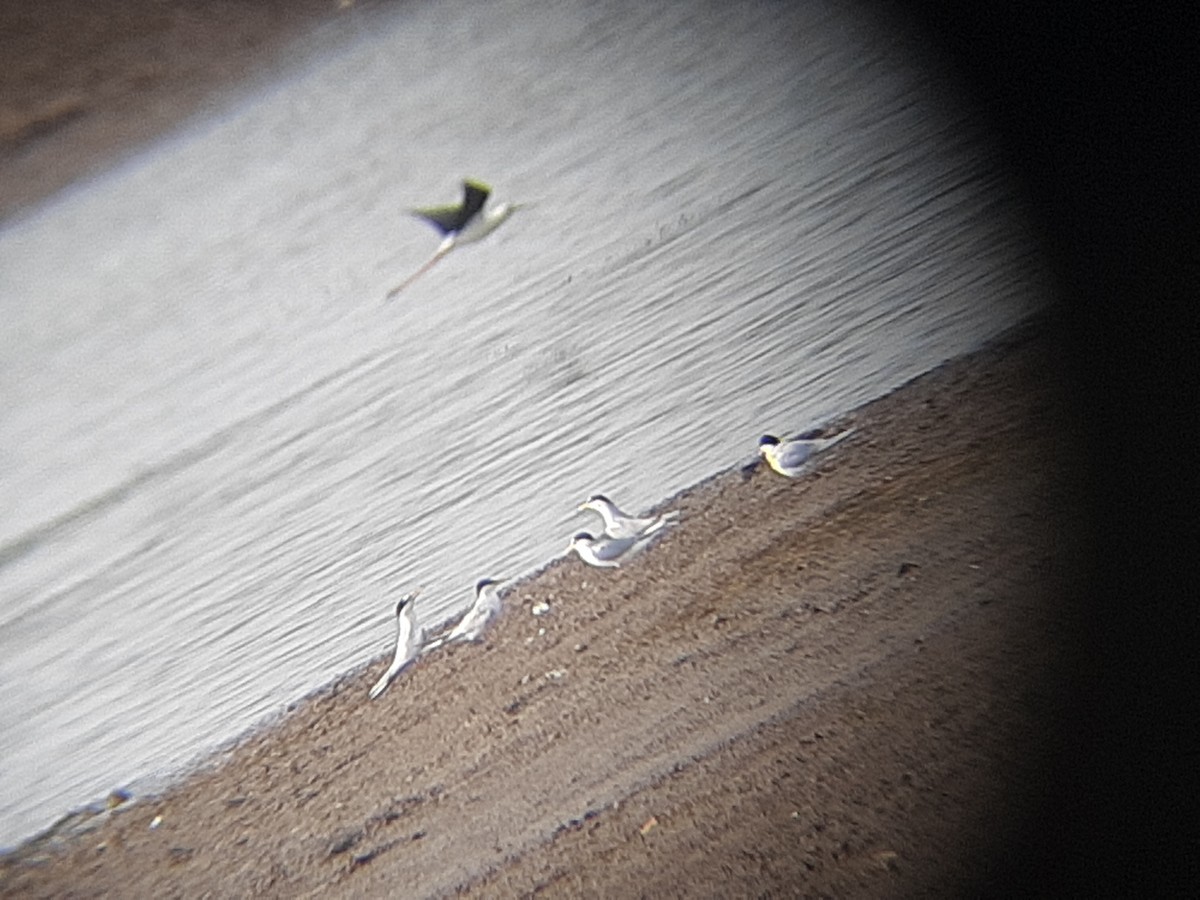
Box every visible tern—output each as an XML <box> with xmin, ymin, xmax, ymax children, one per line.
<box><xmin>567</xmin><ymin>531</ymin><xmax>643</xmax><ymax>568</ymax></box>
<box><xmin>578</xmin><ymin>494</ymin><xmax>679</xmax><ymax>540</ymax></box>
<box><xmin>425</xmin><ymin>578</ymin><xmax>506</xmax><ymax>649</ymax></box>
<box><xmin>368</xmin><ymin>590</ymin><xmax>425</xmax><ymax>700</ymax></box>
<box><xmin>757</xmin><ymin>427</ymin><xmax>856</xmax><ymax>478</ymax></box>
<box><xmin>386</xmin><ymin>179</ymin><xmax>522</xmax><ymax>298</ymax></box>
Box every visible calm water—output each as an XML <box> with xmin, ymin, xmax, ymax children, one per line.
<box><xmin>0</xmin><ymin>0</ymin><xmax>1048</xmax><ymax>847</ymax></box>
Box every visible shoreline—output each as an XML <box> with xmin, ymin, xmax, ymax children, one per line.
<box><xmin>1</xmin><ymin>313</ymin><xmax>1090</xmax><ymax>896</ymax></box>
<box><xmin>0</xmin><ymin>1</ymin><xmax>369</xmax><ymax>224</ymax></box>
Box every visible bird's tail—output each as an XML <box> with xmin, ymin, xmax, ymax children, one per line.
<box><xmin>420</xmin><ymin>635</ymin><xmax>444</xmax><ymax>655</ymax></box>
<box><xmin>818</xmin><ymin>427</ymin><xmax>856</xmax><ymax>450</ymax></box>
<box><xmin>420</xmin><ymin>630</ymin><xmax>455</xmax><ymax>655</ymax></box>
<box><xmin>643</xmin><ymin>509</ymin><xmax>681</xmax><ymax>536</ymax></box>
<box><xmin>368</xmin><ymin>672</ymin><xmax>392</xmax><ymax>700</ymax></box>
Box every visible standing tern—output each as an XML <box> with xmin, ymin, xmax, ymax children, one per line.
<box><xmin>425</xmin><ymin>578</ymin><xmax>506</xmax><ymax>649</ymax></box>
<box><xmin>386</xmin><ymin>179</ymin><xmax>523</xmax><ymax>298</ymax></box>
<box><xmin>578</xmin><ymin>494</ymin><xmax>680</xmax><ymax>540</ymax></box>
<box><xmin>368</xmin><ymin>590</ymin><xmax>425</xmax><ymax>700</ymax></box>
<box><xmin>757</xmin><ymin>427</ymin><xmax>856</xmax><ymax>478</ymax></box>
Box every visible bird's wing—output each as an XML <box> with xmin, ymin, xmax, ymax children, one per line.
<box><xmin>595</xmin><ymin>535</ymin><xmax>638</xmax><ymax>560</ymax></box>
<box><xmin>411</xmin><ymin>203</ymin><xmax>469</xmax><ymax>235</ymax></box>
<box><xmin>631</xmin><ymin>514</ymin><xmax>660</xmax><ymax>532</ymax></box>
<box><xmin>776</xmin><ymin>441</ymin><xmax>815</xmax><ymax>470</ymax></box>
<box><xmin>608</xmin><ymin>515</ymin><xmax>657</xmax><ymax>540</ymax></box>
<box><xmin>460</xmin><ymin>180</ymin><xmax>490</xmax><ymax>220</ymax></box>
<box><xmin>446</xmin><ymin>606</ymin><xmax>479</xmax><ymax>641</ymax></box>
<box><xmin>403</xmin><ymin>625</ymin><xmax>426</xmax><ymax>661</ymax></box>
<box><xmin>409</xmin><ymin>181</ymin><xmax>491</xmax><ymax>235</ymax></box>
<box><xmin>636</xmin><ymin>511</ymin><xmax>676</xmax><ymax>538</ymax></box>
<box><xmin>822</xmin><ymin>427</ymin><xmax>856</xmax><ymax>448</ymax></box>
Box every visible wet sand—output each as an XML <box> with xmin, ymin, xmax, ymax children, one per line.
<box><xmin>1</xmin><ymin>316</ymin><xmax>1088</xmax><ymax>896</ymax></box>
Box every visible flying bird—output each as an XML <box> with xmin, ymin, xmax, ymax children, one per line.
<box><xmin>578</xmin><ymin>494</ymin><xmax>679</xmax><ymax>540</ymax></box>
<box><xmin>757</xmin><ymin>427</ymin><xmax>856</xmax><ymax>478</ymax></box>
<box><xmin>425</xmin><ymin>578</ymin><xmax>506</xmax><ymax>649</ymax></box>
<box><xmin>368</xmin><ymin>590</ymin><xmax>425</xmax><ymax>700</ymax></box>
<box><xmin>386</xmin><ymin>179</ymin><xmax>522</xmax><ymax>298</ymax></box>
<box><xmin>567</xmin><ymin>531</ymin><xmax>642</xmax><ymax>568</ymax></box>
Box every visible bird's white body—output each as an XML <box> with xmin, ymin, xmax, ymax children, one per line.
<box><xmin>369</xmin><ymin>592</ymin><xmax>425</xmax><ymax>700</ymax></box>
<box><xmin>579</xmin><ymin>494</ymin><xmax>679</xmax><ymax>540</ymax></box>
<box><xmin>427</xmin><ymin>578</ymin><xmax>505</xmax><ymax>648</ymax></box>
<box><xmin>758</xmin><ymin>428</ymin><xmax>856</xmax><ymax>478</ymax></box>
<box><xmin>568</xmin><ymin>531</ymin><xmax>641</xmax><ymax>568</ymax></box>
<box><xmin>442</xmin><ymin>202</ymin><xmax>518</xmax><ymax>252</ymax></box>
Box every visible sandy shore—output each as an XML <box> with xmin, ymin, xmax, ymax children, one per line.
<box><xmin>1</xmin><ymin>315</ymin><xmax>1088</xmax><ymax>896</ymax></box>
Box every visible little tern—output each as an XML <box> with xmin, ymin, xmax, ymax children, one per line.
<box><xmin>426</xmin><ymin>578</ymin><xmax>506</xmax><ymax>649</ymax></box>
<box><xmin>758</xmin><ymin>427</ymin><xmax>856</xmax><ymax>478</ymax></box>
<box><xmin>578</xmin><ymin>494</ymin><xmax>680</xmax><ymax>540</ymax></box>
<box><xmin>386</xmin><ymin>179</ymin><xmax>522</xmax><ymax>298</ymax></box>
<box><xmin>567</xmin><ymin>531</ymin><xmax>641</xmax><ymax>568</ymax></box>
<box><xmin>368</xmin><ymin>590</ymin><xmax>425</xmax><ymax>700</ymax></box>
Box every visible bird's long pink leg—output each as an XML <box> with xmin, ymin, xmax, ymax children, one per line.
<box><xmin>386</xmin><ymin>247</ymin><xmax>450</xmax><ymax>299</ymax></box>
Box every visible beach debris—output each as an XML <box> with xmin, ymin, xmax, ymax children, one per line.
<box><xmin>106</xmin><ymin>788</ymin><xmax>132</xmax><ymax>810</ymax></box>
<box><xmin>149</xmin><ymin>815</ymin><xmax>163</xmax><ymax>829</ymax></box>
<box><xmin>545</xmin><ymin>669</ymin><xmax>566</xmax><ymax>681</ymax></box>
<box><xmin>351</xmin><ymin>846</ymin><xmax>386</xmax><ymax>868</ymax></box>
<box><xmin>168</xmin><ymin>846</ymin><xmax>195</xmax><ymax>864</ymax></box>
<box><xmin>329</xmin><ymin>828</ymin><xmax>366</xmax><ymax>856</ymax></box>
<box><xmin>639</xmin><ymin>815</ymin><xmax>659</xmax><ymax>835</ymax></box>
<box><xmin>19</xmin><ymin>794</ymin><xmax>134</xmax><ymax>855</ymax></box>
<box><xmin>873</xmin><ymin>849</ymin><xmax>900</xmax><ymax>871</ymax></box>
<box><xmin>531</xmin><ymin>600</ymin><xmax>551</xmax><ymax>616</ymax></box>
